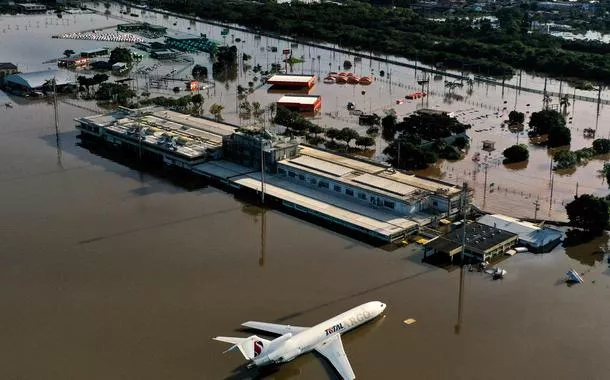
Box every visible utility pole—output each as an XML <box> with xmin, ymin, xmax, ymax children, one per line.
<box><xmin>260</xmin><ymin>125</ymin><xmax>266</xmax><ymax>204</ymax></box>
<box><xmin>575</xmin><ymin>182</ymin><xmax>579</xmax><ymax>197</ymax></box>
<box><xmin>483</xmin><ymin>163</ymin><xmax>488</xmax><ymax>204</ymax></box>
<box><xmin>533</xmin><ymin>197</ymin><xmax>540</xmax><ymax>220</ymax></box>
<box><xmin>549</xmin><ymin>172</ymin><xmax>555</xmax><ymax>211</ymax></box>
<box><xmin>455</xmin><ymin>181</ymin><xmax>468</xmax><ymax>335</ymax></box>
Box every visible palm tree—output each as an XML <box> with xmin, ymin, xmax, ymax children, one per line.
<box><xmin>560</xmin><ymin>95</ymin><xmax>570</xmax><ymax>116</ymax></box>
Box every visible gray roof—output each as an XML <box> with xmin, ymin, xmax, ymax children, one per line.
<box><xmin>477</xmin><ymin>214</ymin><xmax>563</xmax><ymax>248</ymax></box>
<box><xmin>427</xmin><ymin>222</ymin><xmax>517</xmax><ymax>254</ymax></box>
<box><xmin>4</xmin><ymin>70</ymin><xmax>74</xmax><ymax>89</ymax></box>
<box><xmin>0</xmin><ymin>63</ymin><xmax>17</xmax><ymax>70</ymax></box>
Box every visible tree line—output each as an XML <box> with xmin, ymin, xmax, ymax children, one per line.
<box><xmin>148</xmin><ymin>0</ymin><xmax>610</xmax><ymax>83</ymax></box>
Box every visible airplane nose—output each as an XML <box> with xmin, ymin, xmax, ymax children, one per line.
<box><xmin>379</xmin><ymin>302</ymin><xmax>386</xmax><ymax>311</ymax></box>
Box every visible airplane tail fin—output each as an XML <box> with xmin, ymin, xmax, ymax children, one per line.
<box><xmin>213</xmin><ymin>335</ymin><xmax>270</xmax><ymax>360</ymax></box>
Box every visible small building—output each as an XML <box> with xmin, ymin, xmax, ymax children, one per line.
<box><xmin>112</xmin><ymin>62</ymin><xmax>127</xmax><ymax>72</ymax></box>
<box><xmin>58</xmin><ymin>56</ymin><xmax>89</xmax><ymax>68</ymax></box>
<box><xmin>267</xmin><ymin>74</ymin><xmax>316</xmax><ymax>90</ymax></box>
<box><xmin>16</xmin><ymin>3</ymin><xmax>46</xmax><ymax>12</ymax></box>
<box><xmin>165</xmin><ymin>34</ymin><xmax>218</xmax><ymax>54</ymax></box>
<box><xmin>150</xmin><ymin>50</ymin><xmax>179</xmax><ymax>60</ymax></box>
<box><xmin>3</xmin><ymin>70</ymin><xmax>74</xmax><ymax>94</ymax></box>
<box><xmin>415</xmin><ymin>108</ymin><xmax>455</xmax><ymax>118</ymax></box>
<box><xmin>276</xmin><ymin>95</ymin><xmax>321</xmax><ymax>113</ymax></box>
<box><xmin>482</xmin><ymin>139</ymin><xmax>495</xmax><ymax>151</ymax></box>
<box><xmin>80</xmin><ymin>48</ymin><xmax>109</xmax><ymax>58</ymax></box>
<box><xmin>424</xmin><ymin>222</ymin><xmax>518</xmax><ymax>262</ymax></box>
<box><xmin>0</xmin><ymin>62</ymin><xmax>18</xmax><ymax>78</ymax></box>
<box><xmin>477</xmin><ymin>214</ymin><xmax>563</xmax><ymax>253</ymax></box>
<box><xmin>222</xmin><ymin>129</ymin><xmax>299</xmax><ymax>171</ymax></box>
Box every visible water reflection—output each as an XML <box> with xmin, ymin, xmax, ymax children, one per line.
<box><xmin>564</xmin><ymin>232</ymin><xmax>609</xmax><ymax>267</ymax></box>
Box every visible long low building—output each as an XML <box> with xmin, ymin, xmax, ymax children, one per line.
<box><xmin>3</xmin><ymin>70</ymin><xmax>74</xmax><ymax>94</ymax></box>
<box><xmin>75</xmin><ymin>107</ymin><xmax>236</xmax><ymax>168</ymax></box>
<box><xmin>267</xmin><ymin>74</ymin><xmax>316</xmax><ymax>89</ymax></box>
<box><xmin>477</xmin><ymin>214</ymin><xmax>563</xmax><ymax>252</ymax></box>
<box><xmin>277</xmin><ymin>95</ymin><xmax>322</xmax><ymax>113</ymax></box>
<box><xmin>424</xmin><ymin>222</ymin><xmax>519</xmax><ymax>262</ymax></box>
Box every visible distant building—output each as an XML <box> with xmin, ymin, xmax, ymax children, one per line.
<box><xmin>58</xmin><ymin>56</ymin><xmax>89</xmax><ymax>68</ymax></box>
<box><xmin>0</xmin><ymin>63</ymin><xmax>18</xmax><ymax>78</ymax></box>
<box><xmin>477</xmin><ymin>214</ymin><xmax>563</xmax><ymax>253</ymax></box>
<box><xmin>80</xmin><ymin>48</ymin><xmax>109</xmax><ymax>58</ymax></box>
<box><xmin>222</xmin><ymin>129</ymin><xmax>299</xmax><ymax>171</ymax></box>
<box><xmin>415</xmin><ymin>108</ymin><xmax>455</xmax><ymax>118</ymax></box>
<box><xmin>424</xmin><ymin>222</ymin><xmax>519</xmax><ymax>262</ymax></box>
<box><xmin>15</xmin><ymin>3</ymin><xmax>46</xmax><ymax>12</ymax></box>
<box><xmin>267</xmin><ymin>74</ymin><xmax>316</xmax><ymax>90</ymax></box>
<box><xmin>3</xmin><ymin>70</ymin><xmax>74</xmax><ymax>94</ymax></box>
<box><xmin>276</xmin><ymin>95</ymin><xmax>322</xmax><ymax>113</ymax></box>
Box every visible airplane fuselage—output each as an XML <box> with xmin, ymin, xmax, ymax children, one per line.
<box><xmin>252</xmin><ymin>301</ymin><xmax>385</xmax><ymax>366</ymax></box>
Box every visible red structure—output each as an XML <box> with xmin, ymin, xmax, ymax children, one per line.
<box><xmin>277</xmin><ymin>95</ymin><xmax>322</xmax><ymax>113</ymax></box>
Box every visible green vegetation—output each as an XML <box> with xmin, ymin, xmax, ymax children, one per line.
<box><xmin>593</xmin><ymin>138</ymin><xmax>610</xmax><ymax>154</ymax></box>
<box><xmin>209</xmin><ymin>103</ymin><xmax>224</xmax><ymax>121</ymax></box>
<box><xmin>528</xmin><ymin>109</ymin><xmax>571</xmax><ymax>147</ymax></box>
<box><xmin>284</xmin><ymin>55</ymin><xmax>305</xmax><ymax>65</ymax></box>
<box><xmin>63</xmin><ymin>49</ymin><xmax>75</xmax><ymax>58</ymax></box>
<box><xmin>153</xmin><ymin>0</ymin><xmax>610</xmax><ymax>82</ymax></box>
<box><xmin>553</xmin><ymin>150</ymin><xmax>577</xmax><ymax>170</ymax></box>
<box><xmin>95</xmin><ymin>83</ymin><xmax>136</xmax><ymax>105</ymax></box>
<box><xmin>565</xmin><ymin>194</ymin><xmax>609</xmax><ymax>236</ymax></box>
<box><xmin>503</xmin><ymin>144</ymin><xmax>529</xmax><ymax>164</ymax></box>
<box><xmin>192</xmin><ymin>64</ymin><xmax>208</xmax><ymax>80</ymax></box>
<box><xmin>212</xmin><ymin>45</ymin><xmax>238</xmax><ymax>82</ymax></box>
<box><xmin>601</xmin><ymin>163</ymin><xmax>610</xmax><ymax>186</ymax></box>
<box><xmin>508</xmin><ymin>110</ymin><xmax>525</xmax><ymax>125</ymax></box>
<box><xmin>108</xmin><ymin>47</ymin><xmax>133</xmax><ymax>65</ymax></box>
<box><xmin>382</xmin><ymin>113</ymin><xmax>469</xmax><ymax>170</ymax></box>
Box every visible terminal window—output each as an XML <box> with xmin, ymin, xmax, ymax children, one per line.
<box><xmin>319</xmin><ymin>181</ymin><xmax>329</xmax><ymax>189</ymax></box>
<box><xmin>383</xmin><ymin>200</ymin><xmax>395</xmax><ymax>209</ymax></box>
<box><xmin>345</xmin><ymin>189</ymin><xmax>354</xmax><ymax>196</ymax></box>
<box><xmin>278</xmin><ymin>168</ymin><xmax>286</xmax><ymax>176</ymax></box>
<box><xmin>334</xmin><ymin>185</ymin><xmax>341</xmax><ymax>192</ymax></box>
<box><xmin>298</xmin><ymin>174</ymin><xmax>305</xmax><ymax>181</ymax></box>
<box><xmin>358</xmin><ymin>192</ymin><xmax>367</xmax><ymax>200</ymax></box>
<box><xmin>288</xmin><ymin>171</ymin><xmax>296</xmax><ymax>178</ymax></box>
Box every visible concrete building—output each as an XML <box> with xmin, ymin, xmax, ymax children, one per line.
<box><xmin>276</xmin><ymin>146</ymin><xmax>464</xmax><ymax>222</ymax></box>
<box><xmin>80</xmin><ymin>48</ymin><xmax>109</xmax><ymax>58</ymax></box>
<box><xmin>3</xmin><ymin>70</ymin><xmax>74</xmax><ymax>94</ymax></box>
<box><xmin>424</xmin><ymin>222</ymin><xmax>518</xmax><ymax>262</ymax></box>
<box><xmin>277</xmin><ymin>95</ymin><xmax>322</xmax><ymax>113</ymax></box>
<box><xmin>267</xmin><ymin>74</ymin><xmax>316</xmax><ymax>90</ymax></box>
<box><xmin>16</xmin><ymin>3</ymin><xmax>46</xmax><ymax>12</ymax></box>
<box><xmin>0</xmin><ymin>63</ymin><xmax>18</xmax><ymax>78</ymax></box>
<box><xmin>222</xmin><ymin>129</ymin><xmax>299</xmax><ymax>171</ymax></box>
<box><xmin>477</xmin><ymin>214</ymin><xmax>563</xmax><ymax>253</ymax></box>
<box><xmin>75</xmin><ymin>108</ymin><xmax>236</xmax><ymax>168</ymax></box>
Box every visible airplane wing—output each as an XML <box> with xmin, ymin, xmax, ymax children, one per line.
<box><xmin>315</xmin><ymin>335</ymin><xmax>356</xmax><ymax>380</ymax></box>
<box><xmin>241</xmin><ymin>321</ymin><xmax>309</xmax><ymax>335</ymax></box>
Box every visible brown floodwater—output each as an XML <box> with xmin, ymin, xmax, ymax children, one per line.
<box><xmin>2</xmin><ymin>90</ymin><xmax>610</xmax><ymax>379</ymax></box>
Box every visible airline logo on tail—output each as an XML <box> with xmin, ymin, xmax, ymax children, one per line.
<box><xmin>253</xmin><ymin>340</ymin><xmax>264</xmax><ymax>357</ymax></box>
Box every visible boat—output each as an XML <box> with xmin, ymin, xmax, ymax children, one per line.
<box><xmin>359</xmin><ymin>76</ymin><xmax>373</xmax><ymax>85</ymax></box>
<box><xmin>335</xmin><ymin>76</ymin><xmax>348</xmax><ymax>84</ymax></box>
<box><xmin>347</xmin><ymin>76</ymin><xmax>360</xmax><ymax>84</ymax></box>
<box><xmin>5</xmin><ymin>102</ymin><xmax>13</xmax><ymax>108</ymax></box>
<box><xmin>405</xmin><ymin>91</ymin><xmax>426</xmax><ymax>100</ymax></box>
<box><xmin>323</xmin><ymin>76</ymin><xmax>335</xmax><ymax>84</ymax></box>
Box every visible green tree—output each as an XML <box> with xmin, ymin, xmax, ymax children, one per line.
<box><xmin>381</xmin><ymin>114</ymin><xmax>397</xmax><ymax>141</ymax></box>
<box><xmin>325</xmin><ymin>127</ymin><xmax>340</xmax><ymax>142</ymax></box>
<box><xmin>355</xmin><ymin>136</ymin><xmax>375</xmax><ymax>149</ymax></box>
<box><xmin>63</xmin><ymin>49</ymin><xmax>75</xmax><ymax>58</ymax></box>
<box><xmin>191</xmin><ymin>93</ymin><xmax>204</xmax><ymax>114</ymax></box>
<box><xmin>452</xmin><ymin>136</ymin><xmax>469</xmax><ymax>149</ymax></box>
<box><xmin>109</xmin><ymin>47</ymin><xmax>133</xmax><ymax>65</ymax></box>
<box><xmin>508</xmin><ymin>110</ymin><xmax>525</xmax><ymax>124</ymax></box>
<box><xmin>548</xmin><ymin>125</ymin><xmax>571</xmax><ymax>147</ymax></box>
<box><xmin>529</xmin><ymin>109</ymin><xmax>565</xmax><ymax>136</ymax></box>
<box><xmin>553</xmin><ymin>150</ymin><xmax>577</xmax><ymax>169</ymax></box>
<box><xmin>192</xmin><ymin>64</ymin><xmax>208</xmax><ymax>79</ymax></box>
<box><xmin>503</xmin><ymin>144</ymin><xmax>529</xmax><ymax>163</ymax></box>
<box><xmin>338</xmin><ymin>127</ymin><xmax>359</xmax><ymax>147</ymax></box>
<box><xmin>209</xmin><ymin>103</ymin><xmax>224</xmax><ymax>121</ymax></box>
<box><xmin>593</xmin><ymin>138</ymin><xmax>610</xmax><ymax>154</ymax></box>
<box><xmin>565</xmin><ymin>194</ymin><xmax>609</xmax><ymax>235</ymax></box>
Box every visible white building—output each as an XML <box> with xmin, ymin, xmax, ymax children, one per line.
<box><xmin>477</xmin><ymin>214</ymin><xmax>563</xmax><ymax>252</ymax></box>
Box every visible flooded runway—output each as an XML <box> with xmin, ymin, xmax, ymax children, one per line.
<box><xmin>1</xmin><ymin>93</ymin><xmax>610</xmax><ymax>379</ymax></box>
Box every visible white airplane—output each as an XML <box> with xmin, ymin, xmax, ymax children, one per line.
<box><xmin>214</xmin><ymin>301</ymin><xmax>387</xmax><ymax>379</ymax></box>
